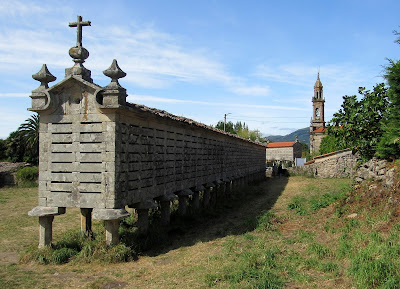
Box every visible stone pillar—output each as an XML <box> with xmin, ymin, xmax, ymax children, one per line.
<box><xmin>177</xmin><ymin>189</ymin><xmax>193</xmax><ymax>216</ymax></box>
<box><xmin>104</xmin><ymin>219</ymin><xmax>120</xmax><ymax>246</ymax></box>
<box><xmin>93</xmin><ymin>208</ymin><xmax>130</xmax><ymax>245</ymax></box>
<box><xmin>191</xmin><ymin>185</ymin><xmax>204</xmax><ymax>213</ymax></box>
<box><xmin>178</xmin><ymin>195</ymin><xmax>188</xmax><ymax>216</ymax></box>
<box><xmin>213</xmin><ymin>180</ymin><xmax>223</xmax><ymax>207</ymax></box>
<box><xmin>133</xmin><ymin>200</ymin><xmax>158</xmax><ymax>235</ymax></box>
<box><xmin>156</xmin><ymin>193</ymin><xmax>177</xmax><ymax>226</ymax></box>
<box><xmin>160</xmin><ymin>201</ymin><xmax>171</xmax><ymax>226</ymax></box>
<box><xmin>223</xmin><ymin>178</ymin><xmax>231</xmax><ymax>199</ymax></box>
<box><xmin>204</xmin><ymin>183</ymin><xmax>214</xmax><ymax>208</ymax></box>
<box><xmin>80</xmin><ymin>208</ymin><xmax>93</xmax><ymax>237</ymax></box>
<box><xmin>28</xmin><ymin>206</ymin><xmax>66</xmax><ymax>248</ymax></box>
<box><xmin>39</xmin><ymin>216</ymin><xmax>54</xmax><ymax>248</ymax></box>
<box><xmin>136</xmin><ymin>209</ymin><xmax>149</xmax><ymax>234</ymax></box>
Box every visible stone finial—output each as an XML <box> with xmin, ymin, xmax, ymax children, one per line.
<box><xmin>99</xmin><ymin>59</ymin><xmax>127</xmax><ymax>107</ymax></box>
<box><xmin>32</xmin><ymin>64</ymin><xmax>56</xmax><ymax>91</ymax></box>
<box><xmin>30</xmin><ymin>64</ymin><xmax>56</xmax><ymax>111</ymax></box>
<box><xmin>103</xmin><ymin>59</ymin><xmax>127</xmax><ymax>90</ymax></box>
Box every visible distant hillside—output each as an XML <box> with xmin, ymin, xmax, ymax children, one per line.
<box><xmin>267</xmin><ymin>127</ymin><xmax>309</xmax><ymax>146</ymax></box>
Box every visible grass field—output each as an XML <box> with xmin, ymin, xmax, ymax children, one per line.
<box><xmin>1</xmin><ymin>174</ymin><xmax>400</xmax><ymax>288</ymax></box>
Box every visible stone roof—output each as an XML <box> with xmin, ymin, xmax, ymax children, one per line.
<box><xmin>124</xmin><ymin>101</ymin><xmax>267</xmax><ymax>147</ymax></box>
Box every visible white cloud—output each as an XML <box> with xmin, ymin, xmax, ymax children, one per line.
<box><xmin>0</xmin><ymin>1</ymin><xmax>48</xmax><ymax>16</ymax></box>
<box><xmin>0</xmin><ymin>93</ymin><xmax>29</xmax><ymax>98</ymax></box>
<box><xmin>129</xmin><ymin>94</ymin><xmax>307</xmax><ymax>111</ymax></box>
<box><xmin>230</xmin><ymin>84</ymin><xmax>270</xmax><ymax>96</ymax></box>
<box><xmin>0</xmin><ymin>16</ymin><xmax>269</xmax><ymax>97</ymax></box>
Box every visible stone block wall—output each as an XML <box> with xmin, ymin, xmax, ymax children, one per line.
<box><xmin>266</xmin><ymin>147</ymin><xmax>293</xmax><ymax>162</ymax></box>
<box><xmin>288</xmin><ymin>149</ymin><xmax>358</xmax><ymax>178</ymax></box>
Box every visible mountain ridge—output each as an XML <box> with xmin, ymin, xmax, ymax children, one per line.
<box><xmin>267</xmin><ymin>127</ymin><xmax>310</xmax><ymax>146</ymax></box>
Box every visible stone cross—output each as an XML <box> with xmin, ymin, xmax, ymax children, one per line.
<box><xmin>69</xmin><ymin>15</ymin><xmax>91</xmax><ymax>47</ymax></box>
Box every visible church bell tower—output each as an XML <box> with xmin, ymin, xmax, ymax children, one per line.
<box><xmin>309</xmin><ymin>73</ymin><xmax>326</xmax><ymax>153</ymax></box>
<box><xmin>311</xmin><ymin>72</ymin><xmax>325</xmax><ymax>129</ymax></box>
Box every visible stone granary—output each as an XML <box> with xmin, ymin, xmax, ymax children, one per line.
<box><xmin>265</xmin><ymin>139</ymin><xmax>302</xmax><ymax>163</ymax></box>
<box><xmin>28</xmin><ymin>16</ymin><xmax>267</xmax><ymax>248</ymax></box>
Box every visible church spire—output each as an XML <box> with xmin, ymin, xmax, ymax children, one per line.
<box><xmin>314</xmin><ymin>72</ymin><xmax>323</xmax><ymax>100</ymax></box>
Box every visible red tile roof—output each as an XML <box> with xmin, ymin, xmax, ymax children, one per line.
<box><xmin>267</xmin><ymin>141</ymin><xmax>295</xmax><ymax>148</ymax></box>
<box><xmin>313</xmin><ymin>127</ymin><xmax>327</xmax><ymax>133</ymax></box>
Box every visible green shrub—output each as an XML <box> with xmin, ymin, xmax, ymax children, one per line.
<box><xmin>51</xmin><ymin>248</ymin><xmax>78</xmax><ymax>264</ymax></box>
<box><xmin>15</xmin><ymin>166</ymin><xmax>38</xmax><ymax>187</ymax></box>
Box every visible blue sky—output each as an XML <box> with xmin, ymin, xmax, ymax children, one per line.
<box><xmin>0</xmin><ymin>0</ymin><xmax>399</xmax><ymax>139</ymax></box>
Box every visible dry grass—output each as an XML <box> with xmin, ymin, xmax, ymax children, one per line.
<box><xmin>5</xmin><ymin>175</ymin><xmax>398</xmax><ymax>288</ymax></box>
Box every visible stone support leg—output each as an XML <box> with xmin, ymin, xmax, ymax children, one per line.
<box><xmin>38</xmin><ymin>216</ymin><xmax>54</xmax><ymax>248</ymax></box>
<box><xmin>160</xmin><ymin>201</ymin><xmax>171</xmax><ymax>226</ymax></box>
<box><xmin>192</xmin><ymin>191</ymin><xmax>200</xmax><ymax>212</ymax></box>
<box><xmin>80</xmin><ymin>208</ymin><xmax>93</xmax><ymax>237</ymax></box>
<box><xmin>104</xmin><ymin>219</ymin><xmax>120</xmax><ymax>246</ymax></box>
<box><xmin>137</xmin><ymin>208</ymin><xmax>150</xmax><ymax>234</ymax></box>
<box><xmin>203</xmin><ymin>187</ymin><xmax>211</xmax><ymax>208</ymax></box>
<box><xmin>210</xmin><ymin>187</ymin><xmax>217</xmax><ymax>208</ymax></box>
<box><xmin>178</xmin><ymin>195</ymin><xmax>188</xmax><ymax>216</ymax></box>
<box><xmin>224</xmin><ymin>182</ymin><xmax>231</xmax><ymax>199</ymax></box>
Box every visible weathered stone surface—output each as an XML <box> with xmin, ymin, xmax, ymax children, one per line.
<box><xmin>92</xmin><ymin>208</ymin><xmax>129</xmax><ymax>220</ymax></box>
<box><xmin>289</xmin><ymin>149</ymin><xmax>357</xmax><ymax>178</ymax></box>
<box><xmin>354</xmin><ymin>158</ymin><xmax>397</xmax><ymax>187</ymax></box>
<box><xmin>28</xmin><ymin>206</ymin><xmax>65</xmax><ymax>217</ymax></box>
<box><xmin>39</xmin><ymin>216</ymin><xmax>54</xmax><ymax>248</ymax></box>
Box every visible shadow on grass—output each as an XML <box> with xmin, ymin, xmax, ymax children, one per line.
<box><xmin>21</xmin><ymin>175</ymin><xmax>289</xmax><ymax>263</ymax></box>
<box><xmin>125</xmin><ymin>176</ymin><xmax>289</xmax><ymax>257</ymax></box>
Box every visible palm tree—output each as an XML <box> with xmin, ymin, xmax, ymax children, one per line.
<box><xmin>17</xmin><ymin>114</ymin><xmax>39</xmax><ymax>164</ymax></box>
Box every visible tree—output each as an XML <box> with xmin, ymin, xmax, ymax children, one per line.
<box><xmin>319</xmin><ymin>133</ymin><xmax>347</xmax><ymax>155</ymax></box>
<box><xmin>0</xmin><ymin>139</ymin><xmax>7</xmax><ymax>161</ymax></box>
<box><xmin>215</xmin><ymin>120</ymin><xmax>236</xmax><ymax>134</ymax></box>
<box><xmin>5</xmin><ymin>131</ymin><xmax>26</xmax><ymax>162</ymax></box>
<box><xmin>214</xmin><ymin>120</ymin><xmax>267</xmax><ymax>143</ymax></box>
<box><xmin>377</xmin><ymin>59</ymin><xmax>400</xmax><ymax>159</ymax></box>
<box><xmin>4</xmin><ymin>114</ymin><xmax>40</xmax><ymax>164</ymax></box>
<box><xmin>328</xmin><ymin>83</ymin><xmax>388</xmax><ymax>160</ymax></box>
<box><xmin>17</xmin><ymin>114</ymin><xmax>39</xmax><ymax>164</ymax></box>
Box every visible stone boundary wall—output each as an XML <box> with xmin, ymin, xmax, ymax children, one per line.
<box><xmin>0</xmin><ymin>162</ymin><xmax>26</xmax><ymax>187</ymax></box>
<box><xmin>288</xmin><ymin>149</ymin><xmax>358</xmax><ymax>178</ymax></box>
<box><xmin>355</xmin><ymin>158</ymin><xmax>397</xmax><ymax>188</ymax></box>
<box><xmin>0</xmin><ymin>172</ymin><xmax>16</xmax><ymax>187</ymax></box>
